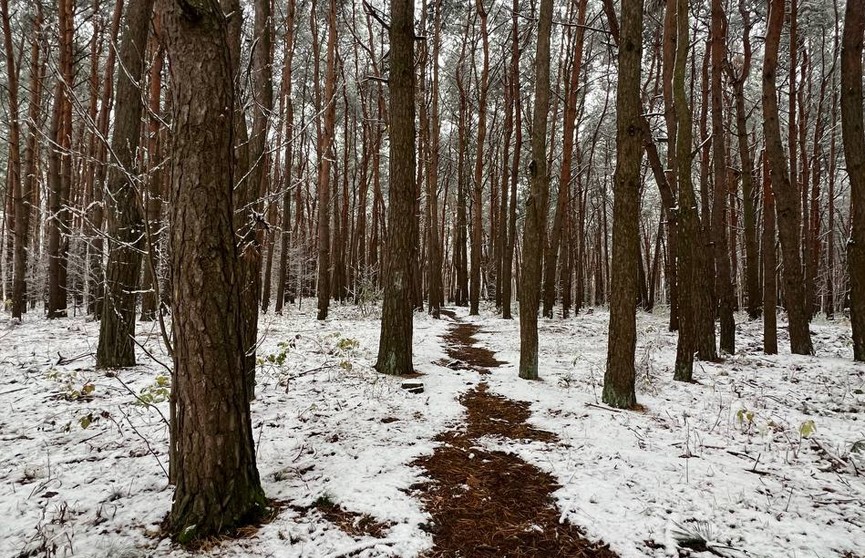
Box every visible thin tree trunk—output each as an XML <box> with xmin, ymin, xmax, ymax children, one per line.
<box><xmin>763</xmin><ymin>152</ymin><xmax>779</xmax><ymax>354</ymax></box>
<box><xmin>317</xmin><ymin>0</ymin><xmax>336</xmax><ymax>320</ymax></box>
<box><xmin>711</xmin><ymin>0</ymin><xmax>734</xmax><ymax>354</ymax></box>
<box><xmin>763</xmin><ymin>0</ymin><xmax>814</xmax><ymax>355</ymax></box>
<box><xmin>518</xmin><ymin>0</ymin><xmax>553</xmax><ymax>380</ymax></box>
<box><xmin>672</xmin><ymin>0</ymin><xmax>701</xmax><ymax>382</ymax></box>
<box><xmin>1</xmin><ymin>0</ymin><xmax>23</xmax><ymax>319</ymax></box>
<box><xmin>96</xmin><ymin>0</ymin><xmax>155</xmax><ymax>368</ymax></box>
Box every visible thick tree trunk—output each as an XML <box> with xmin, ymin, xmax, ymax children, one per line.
<box><xmin>375</xmin><ymin>0</ymin><xmax>416</xmax><ymax>376</ymax></box>
<box><xmin>603</xmin><ymin>0</ymin><xmax>643</xmax><ymax>409</ymax></box>
<box><xmin>840</xmin><ymin>0</ymin><xmax>865</xmax><ymax>361</ymax></box>
<box><xmin>96</xmin><ymin>0</ymin><xmax>155</xmax><ymax>369</ymax></box>
<box><xmin>763</xmin><ymin>0</ymin><xmax>813</xmax><ymax>355</ymax></box>
<box><xmin>161</xmin><ymin>0</ymin><xmax>266</xmax><ymax>541</ymax></box>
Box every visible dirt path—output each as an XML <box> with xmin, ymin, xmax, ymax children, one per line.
<box><xmin>414</xmin><ymin>310</ymin><xmax>617</xmax><ymax>557</ymax></box>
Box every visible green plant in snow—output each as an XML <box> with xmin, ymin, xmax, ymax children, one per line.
<box><xmin>799</xmin><ymin>419</ymin><xmax>816</xmax><ymax>439</ymax></box>
<box><xmin>136</xmin><ymin>375</ymin><xmax>171</xmax><ymax>406</ymax></box>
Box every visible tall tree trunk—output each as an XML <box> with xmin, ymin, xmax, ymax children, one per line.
<box><xmin>763</xmin><ymin>0</ymin><xmax>813</xmax><ymax>355</ymax></box>
<box><xmin>603</xmin><ymin>0</ymin><xmax>643</xmax><ymax>409</ymax></box>
<box><xmin>96</xmin><ymin>0</ymin><xmax>155</xmax><ymax>369</ymax></box>
<box><xmin>841</xmin><ymin>0</ymin><xmax>865</xmax><ymax>360</ymax></box>
<box><xmin>47</xmin><ymin>0</ymin><xmax>74</xmax><ymax>319</ymax></box>
<box><xmin>235</xmin><ymin>0</ymin><xmax>274</xmax><ymax>395</ymax></box>
<box><xmin>162</xmin><ymin>0</ymin><xmax>265</xmax><ymax>540</ymax></box>
<box><xmin>317</xmin><ymin>0</ymin><xmax>336</xmax><ymax>320</ymax></box>
<box><xmin>375</xmin><ymin>0</ymin><xmax>416</xmax><ymax>376</ymax></box>
<box><xmin>17</xmin><ymin>5</ymin><xmax>44</xmax><ymax>318</ymax></box>
<box><xmin>672</xmin><ymin>0</ymin><xmax>701</xmax><ymax>382</ymax></box>
<box><xmin>275</xmin><ymin>0</ymin><xmax>296</xmax><ymax>315</ymax></box>
<box><xmin>424</xmin><ymin>0</ymin><xmax>443</xmax><ymax>318</ymax></box>
<box><xmin>1</xmin><ymin>0</ymin><xmax>23</xmax><ymax>319</ymax></box>
<box><xmin>661</xmin><ymin>0</ymin><xmax>679</xmax><ymax>331</ymax></box>
<box><xmin>518</xmin><ymin>0</ymin><xmax>553</xmax><ymax>380</ymax></box>
<box><xmin>469</xmin><ymin>0</ymin><xmax>489</xmax><ymax>316</ymax></box>
<box><xmin>543</xmin><ymin>0</ymin><xmax>587</xmax><ymax>319</ymax></box>
<box><xmin>88</xmin><ymin>0</ymin><xmax>124</xmax><ymax>319</ymax></box>
<box><xmin>711</xmin><ymin>0</ymin><xmax>735</xmax><ymax>354</ymax></box>
<box><xmin>141</xmin><ymin>35</ymin><xmax>165</xmax><ymax>322</ymax></box>
<box><xmin>502</xmin><ymin>0</ymin><xmax>521</xmax><ymax>321</ymax></box>
<box><xmin>727</xmin><ymin>0</ymin><xmax>759</xmax><ymax>319</ymax></box>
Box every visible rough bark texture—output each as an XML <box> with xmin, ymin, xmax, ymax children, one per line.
<box><xmin>762</xmin><ymin>0</ymin><xmax>813</xmax><ymax>355</ymax></box>
<box><xmin>161</xmin><ymin>0</ymin><xmax>265</xmax><ymax>541</ymax></box>
<box><xmin>518</xmin><ymin>0</ymin><xmax>553</xmax><ymax>380</ymax></box>
<box><xmin>375</xmin><ymin>0</ymin><xmax>416</xmax><ymax>376</ymax></box>
<box><xmin>603</xmin><ymin>0</ymin><xmax>643</xmax><ymax>409</ymax></box>
<box><xmin>841</xmin><ymin>0</ymin><xmax>865</xmax><ymax>361</ymax></box>
<box><xmin>96</xmin><ymin>0</ymin><xmax>155</xmax><ymax>369</ymax></box>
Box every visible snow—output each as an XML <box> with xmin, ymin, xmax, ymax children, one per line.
<box><xmin>1</xmin><ymin>303</ymin><xmax>863</xmax><ymax>557</ymax></box>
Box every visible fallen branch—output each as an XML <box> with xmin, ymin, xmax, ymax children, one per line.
<box><xmin>813</xmin><ymin>438</ymin><xmax>859</xmax><ymax>475</ymax></box>
<box><xmin>324</xmin><ymin>538</ymin><xmax>399</xmax><ymax>558</ymax></box>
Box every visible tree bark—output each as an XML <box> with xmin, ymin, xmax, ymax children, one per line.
<box><xmin>763</xmin><ymin>0</ymin><xmax>813</xmax><ymax>355</ymax></box>
<box><xmin>518</xmin><ymin>0</ymin><xmax>553</xmax><ymax>380</ymax></box>
<box><xmin>672</xmin><ymin>0</ymin><xmax>701</xmax><ymax>382</ymax></box>
<box><xmin>840</xmin><ymin>0</ymin><xmax>865</xmax><ymax>360</ymax></box>
<box><xmin>469</xmin><ymin>0</ymin><xmax>489</xmax><ymax>316</ymax></box>
<box><xmin>711</xmin><ymin>0</ymin><xmax>735</xmax><ymax>354</ymax></box>
<box><xmin>727</xmin><ymin>0</ymin><xmax>760</xmax><ymax>320</ymax></box>
<box><xmin>375</xmin><ymin>0</ymin><xmax>416</xmax><ymax>376</ymax></box>
<box><xmin>317</xmin><ymin>0</ymin><xmax>336</xmax><ymax>320</ymax></box>
<box><xmin>2</xmin><ymin>0</ymin><xmax>23</xmax><ymax>320</ymax></box>
<box><xmin>603</xmin><ymin>0</ymin><xmax>643</xmax><ymax>409</ymax></box>
<box><xmin>161</xmin><ymin>0</ymin><xmax>266</xmax><ymax>541</ymax></box>
<box><xmin>96</xmin><ymin>0</ymin><xmax>155</xmax><ymax>369</ymax></box>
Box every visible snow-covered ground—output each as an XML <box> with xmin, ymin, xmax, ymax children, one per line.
<box><xmin>1</xmin><ymin>303</ymin><xmax>863</xmax><ymax>557</ymax></box>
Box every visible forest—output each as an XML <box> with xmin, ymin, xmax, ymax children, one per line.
<box><xmin>0</xmin><ymin>0</ymin><xmax>863</xmax><ymax>556</ymax></box>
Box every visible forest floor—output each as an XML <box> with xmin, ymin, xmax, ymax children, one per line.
<box><xmin>1</xmin><ymin>303</ymin><xmax>864</xmax><ymax>558</ymax></box>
